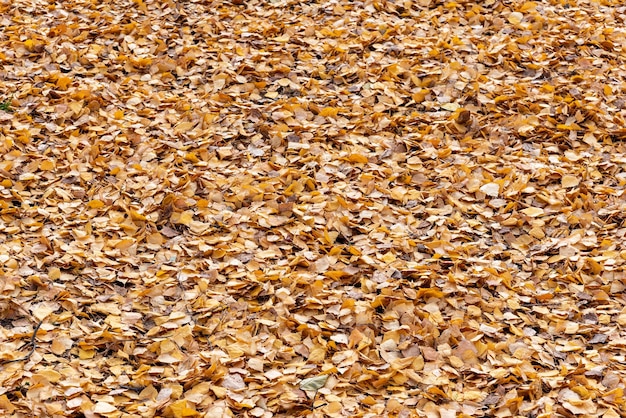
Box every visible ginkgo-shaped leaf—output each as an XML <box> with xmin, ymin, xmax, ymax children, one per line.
<box><xmin>299</xmin><ymin>374</ymin><xmax>329</xmax><ymax>391</ymax></box>
<box><xmin>93</xmin><ymin>402</ymin><xmax>117</xmax><ymax>414</ymax></box>
<box><xmin>521</xmin><ymin>207</ymin><xmax>544</xmax><ymax>217</ymax></box>
<box><xmin>479</xmin><ymin>182</ymin><xmax>500</xmax><ymax>197</ymax></box>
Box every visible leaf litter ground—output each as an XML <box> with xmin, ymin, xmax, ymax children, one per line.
<box><xmin>0</xmin><ymin>0</ymin><xmax>625</xmax><ymax>417</ymax></box>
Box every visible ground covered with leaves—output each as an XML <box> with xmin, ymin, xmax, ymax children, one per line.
<box><xmin>0</xmin><ymin>0</ymin><xmax>625</xmax><ymax>416</ymax></box>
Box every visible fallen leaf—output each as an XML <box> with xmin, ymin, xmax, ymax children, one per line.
<box><xmin>300</xmin><ymin>374</ymin><xmax>329</xmax><ymax>391</ymax></box>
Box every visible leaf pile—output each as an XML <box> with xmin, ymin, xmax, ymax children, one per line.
<box><xmin>0</xmin><ymin>0</ymin><xmax>625</xmax><ymax>417</ymax></box>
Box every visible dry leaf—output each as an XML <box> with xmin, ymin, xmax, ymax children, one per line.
<box><xmin>93</xmin><ymin>402</ymin><xmax>117</xmax><ymax>414</ymax></box>
<box><xmin>480</xmin><ymin>182</ymin><xmax>500</xmax><ymax>197</ymax></box>
<box><xmin>300</xmin><ymin>374</ymin><xmax>329</xmax><ymax>391</ymax></box>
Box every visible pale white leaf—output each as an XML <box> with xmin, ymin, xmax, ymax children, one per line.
<box><xmin>479</xmin><ymin>182</ymin><xmax>500</xmax><ymax>197</ymax></box>
<box><xmin>299</xmin><ymin>374</ymin><xmax>329</xmax><ymax>391</ymax></box>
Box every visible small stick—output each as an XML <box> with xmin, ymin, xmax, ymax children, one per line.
<box><xmin>0</xmin><ymin>319</ymin><xmax>44</xmax><ymax>364</ymax></box>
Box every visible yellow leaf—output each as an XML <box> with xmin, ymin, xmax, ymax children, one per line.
<box><xmin>72</xmin><ymin>90</ymin><xmax>91</xmax><ymax>100</ymax></box>
<box><xmin>557</xmin><ymin>124</ymin><xmax>581</xmax><ymax>131</ymax></box>
<box><xmin>324</xmin><ymin>271</ymin><xmax>349</xmax><ymax>280</ymax></box>
<box><xmin>68</xmin><ymin>101</ymin><xmax>83</xmax><ymax>114</ymax></box>
<box><xmin>170</xmin><ymin>399</ymin><xmax>198</xmax><ymax>418</ymax></box>
<box><xmin>412</xmin><ymin>90</ymin><xmax>428</xmax><ymax>103</ymax></box>
<box><xmin>176</xmin><ymin>211</ymin><xmax>194</xmax><ymax>225</ymax></box>
<box><xmin>529</xmin><ymin>227</ymin><xmax>545</xmax><ymax>239</ymax></box>
<box><xmin>347</xmin><ymin>154</ymin><xmax>369</xmax><ymax>164</ymax></box>
<box><xmin>494</xmin><ymin>95</ymin><xmax>511</xmax><ymax>104</ymax></box>
<box><xmin>273</xmin><ymin>35</ymin><xmax>290</xmax><ymax>42</ymax></box>
<box><xmin>561</xmin><ymin>175</ymin><xmax>580</xmax><ymax>188</ymax></box>
<box><xmin>322</xmin><ymin>229</ymin><xmax>338</xmax><ymax>245</ymax></box>
<box><xmin>39</xmin><ymin>160</ymin><xmax>55</xmax><ymax>171</ymax></box>
<box><xmin>48</xmin><ymin>267</ymin><xmax>61</xmax><ymax>280</ymax></box>
<box><xmin>381</xmin><ymin>252</ymin><xmax>396</xmax><ymax>263</ymax></box>
<box><xmin>175</xmin><ymin>121</ymin><xmax>195</xmax><ymax>133</ymax></box>
<box><xmin>449</xmin><ymin>355</ymin><xmax>464</xmax><ymax>368</ymax></box>
<box><xmin>416</xmin><ymin>288</ymin><xmax>444</xmax><ymax>299</ymax></box>
<box><xmin>0</xmin><ymin>395</ymin><xmax>15</xmax><ymax>414</ymax></box>
<box><xmin>563</xmin><ymin>398</ymin><xmax>596</xmax><ymax>415</ymax></box>
<box><xmin>133</xmin><ymin>57</ymin><xmax>152</xmax><ymax>68</ymax></box>
<box><xmin>328</xmin><ymin>246</ymin><xmax>343</xmax><ymax>256</ymax></box>
<box><xmin>508</xmin><ymin>11</ymin><xmax>524</xmax><ymax>25</ymax></box>
<box><xmin>87</xmin><ymin>199</ymin><xmax>105</xmax><ymax>209</ymax></box>
<box><xmin>308</xmin><ymin>346</ymin><xmax>326</xmax><ymax>363</ymax></box>
<box><xmin>51</xmin><ymin>338</ymin><xmax>71</xmax><ymax>355</ymax></box>
<box><xmin>441</xmin><ymin>102</ymin><xmax>460</xmax><ymax>111</ymax></box>
<box><xmin>36</xmin><ymin>369</ymin><xmax>61</xmax><ymax>383</ymax></box>
<box><xmin>129</xmin><ymin>209</ymin><xmax>147</xmax><ymax>221</ymax></box>
<box><xmin>324</xmin><ymin>402</ymin><xmax>342</xmax><ymax>413</ymax></box>
<box><xmin>284</xmin><ymin>181</ymin><xmax>304</xmax><ymax>197</ymax></box>
<box><xmin>147</xmin><ymin>232</ymin><xmax>164</xmax><ymax>245</ymax></box>
<box><xmin>56</xmin><ymin>76</ymin><xmax>72</xmax><ymax>90</ymax></box>
<box><xmin>33</xmin><ymin>304</ymin><xmax>54</xmax><ymax>321</ymax></box>
<box><xmin>520</xmin><ymin>2</ymin><xmax>537</xmax><ymax>11</ymax></box>
<box><xmin>185</xmin><ymin>152</ymin><xmax>199</xmax><ymax>163</ymax></box>
<box><xmin>79</xmin><ymin>348</ymin><xmax>95</xmax><ymax>359</ymax></box>
<box><xmin>385</xmin><ymin>63</ymin><xmax>403</xmax><ymax>78</ymax></box>
<box><xmin>132</xmin><ymin>0</ymin><xmax>147</xmax><ymax>11</ymax></box>
<box><xmin>521</xmin><ymin>207</ymin><xmax>544</xmax><ymax>217</ymax></box>
<box><xmin>114</xmin><ymin>238</ymin><xmax>135</xmax><ymax>250</ymax></box>
<box><xmin>319</xmin><ymin>107</ymin><xmax>339</xmax><ymax>117</ymax></box>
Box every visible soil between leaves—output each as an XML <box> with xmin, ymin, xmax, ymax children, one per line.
<box><xmin>0</xmin><ymin>0</ymin><xmax>625</xmax><ymax>417</ymax></box>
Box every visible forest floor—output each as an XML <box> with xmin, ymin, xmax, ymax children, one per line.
<box><xmin>0</xmin><ymin>0</ymin><xmax>625</xmax><ymax>417</ymax></box>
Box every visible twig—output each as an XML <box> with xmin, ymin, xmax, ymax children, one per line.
<box><xmin>0</xmin><ymin>319</ymin><xmax>44</xmax><ymax>364</ymax></box>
